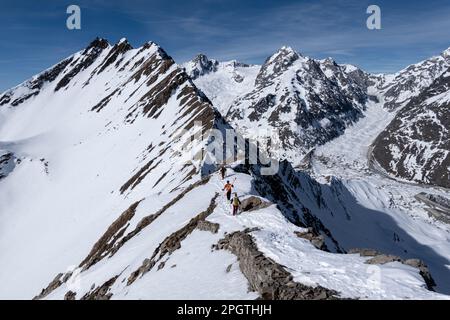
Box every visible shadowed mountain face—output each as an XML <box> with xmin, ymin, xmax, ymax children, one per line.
<box><xmin>373</xmin><ymin>68</ymin><xmax>450</xmax><ymax>188</ymax></box>
<box><xmin>223</xmin><ymin>47</ymin><xmax>370</xmax><ymax>165</ymax></box>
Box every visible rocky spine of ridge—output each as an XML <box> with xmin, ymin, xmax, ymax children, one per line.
<box><xmin>183</xmin><ymin>54</ymin><xmax>219</xmax><ymax>80</ymax></box>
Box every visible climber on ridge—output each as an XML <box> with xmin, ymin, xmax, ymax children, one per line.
<box><xmin>231</xmin><ymin>193</ymin><xmax>241</xmax><ymax>216</ymax></box>
<box><xmin>220</xmin><ymin>165</ymin><xmax>226</xmax><ymax>180</ymax></box>
<box><xmin>223</xmin><ymin>179</ymin><xmax>234</xmax><ymax>201</ymax></box>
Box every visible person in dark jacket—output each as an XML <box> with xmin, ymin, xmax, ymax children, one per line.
<box><xmin>220</xmin><ymin>166</ymin><xmax>226</xmax><ymax>180</ymax></box>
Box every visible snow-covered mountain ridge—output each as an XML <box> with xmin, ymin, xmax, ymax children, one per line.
<box><xmin>1</xmin><ymin>38</ymin><xmax>450</xmax><ymax>300</ymax></box>
<box><xmin>0</xmin><ymin>37</ymin><xmax>225</xmax><ymax>298</ymax></box>
<box><xmin>373</xmin><ymin>66</ymin><xmax>450</xmax><ymax>188</ymax></box>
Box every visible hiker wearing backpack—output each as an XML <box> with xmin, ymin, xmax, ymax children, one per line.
<box><xmin>223</xmin><ymin>180</ymin><xmax>234</xmax><ymax>201</ymax></box>
<box><xmin>231</xmin><ymin>193</ymin><xmax>241</xmax><ymax>216</ymax></box>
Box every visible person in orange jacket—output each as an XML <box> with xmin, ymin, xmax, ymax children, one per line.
<box><xmin>223</xmin><ymin>180</ymin><xmax>234</xmax><ymax>201</ymax></box>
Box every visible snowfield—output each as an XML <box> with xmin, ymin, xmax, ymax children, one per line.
<box><xmin>184</xmin><ymin>58</ymin><xmax>260</xmax><ymax>116</ymax></box>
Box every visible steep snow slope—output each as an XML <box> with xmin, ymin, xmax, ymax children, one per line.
<box><xmin>38</xmin><ymin>170</ymin><xmax>446</xmax><ymax>300</ymax></box>
<box><xmin>0</xmin><ymin>38</ymin><xmax>218</xmax><ymax>299</ymax></box>
<box><xmin>372</xmin><ymin>68</ymin><xmax>450</xmax><ymax>188</ymax></box>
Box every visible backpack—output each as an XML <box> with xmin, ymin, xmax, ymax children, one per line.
<box><xmin>232</xmin><ymin>197</ymin><xmax>240</xmax><ymax>207</ymax></box>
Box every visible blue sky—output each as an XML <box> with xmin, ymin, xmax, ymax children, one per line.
<box><xmin>1</xmin><ymin>0</ymin><xmax>450</xmax><ymax>92</ymax></box>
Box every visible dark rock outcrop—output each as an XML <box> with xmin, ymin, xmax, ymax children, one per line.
<box><xmin>81</xmin><ymin>276</ymin><xmax>119</xmax><ymax>300</ymax></box>
<box><xmin>34</xmin><ymin>273</ymin><xmax>64</xmax><ymax>300</ymax></box>
<box><xmin>55</xmin><ymin>38</ymin><xmax>109</xmax><ymax>91</ymax></box>
<box><xmin>64</xmin><ymin>291</ymin><xmax>76</xmax><ymax>300</ymax></box>
<box><xmin>215</xmin><ymin>229</ymin><xmax>339</xmax><ymax>300</ymax></box>
<box><xmin>79</xmin><ymin>201</ymin><xmax>142</xmax><ymax>270</ymax></box>
<box><xmin>197</xmin><ymin>220</ymin><xmax>220</xmax><ymax>234</ymax></box>
<box><xmin>0</xmin><ymin>152</ymin><xmax>14</xmax><ymax>180</ymax></box>
<box><xmin>349</xmin><ymin>248</ymin><xmax>436</xmax><ymax>290</ymax></box>
<box><xmin>184</xmin><ymin>54</ymin><xmax>219</xmax><ymax>80</ymax></box>
<box><xmin>294</xmin><ymin>228</ymin><xmax>328</xmax><ymax>251</ymax></box>
<box><xmin>240</xmin><ymin>196</ymin><xmax>272</xmax><ymax>212</ymax></box>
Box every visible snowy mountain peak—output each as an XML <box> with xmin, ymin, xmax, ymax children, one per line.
<box><xmin>278</xmin><ymin>45</ymin><xmax>300</xmax><ymax>56</ymax></box>
<box><xmin>254</xmin><ymin>46</ymin><xmax>303</xmax><ymax>88</ymax></box>
<box><xmin>193</xmin><ymin>53</ymin><xmax>210</xmax><ymax>62</ymax></box>
<box><xmin>342</xmin><ymin>63</ymin><xmax>359</xmax><ymax>73</ymax></box>
<box><xmin>322</xmin><ymin>57</ymin><xmax>337</xmax><ymax>65</ymax></box>
<box><xmin>184</xmin><ymin>53</ymin><xmax>219</xmax><ymax>79</ymax></box>
<box><xmin>111</xmin><ymin>37</ymin><xmax>133</xmax><ymax>51</ymax></box>
<box><xmin>376</xmin><ymin>45</ymin><xmax>450</xmax><ymax>110</ymax></box>
<box><xmin>2</xmin><ymin>35</ymin><xmax>450</xmax><ymax>300</ymax></box>
<box><xmin>85</xmin><ymin>37</ymin><xmax>110</xmax><ymax>51</ymax></box>
<box><xmin>266</xmin><ymin>46</ymin><xmax>301</xmax><ymax>64</ymax></box>
<box><xmin>220</xmin><ymin>47</ymin><xmax>371</xmax><ymax>165</ymax></box>
<box><xmin>442</xmin><ymin>46</ymin><xmax>450</xmax><ymax>57</ymax></box>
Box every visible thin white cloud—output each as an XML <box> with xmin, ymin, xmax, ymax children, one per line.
<box><xmin>123</xmin><ymin>0</ymin><xmax>450</xmax><ymax>73</ymax></box>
